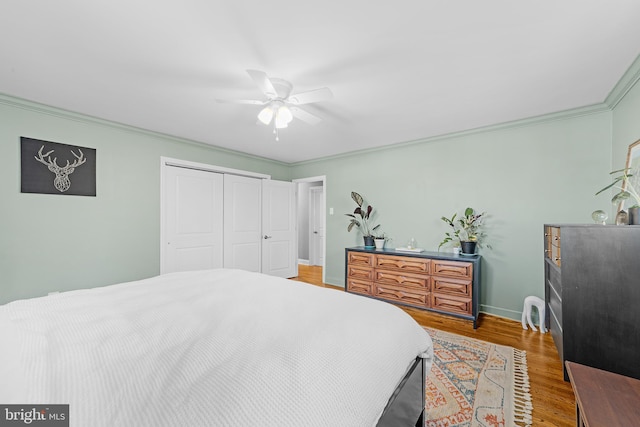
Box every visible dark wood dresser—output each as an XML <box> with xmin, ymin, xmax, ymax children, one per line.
<box><xmin>566</xmin><ymin>361</ymin><xmax>640</xmax><ymax>427</ymax></box>
<box><xmin>345</xmin><ymin>247</ymin><xmax>481</xmax><ymax>328</ymax></box>
<box><xmin>544</xmin><ymin>224</ymin><xmax>640</xmax><ymax>380</ymax></box>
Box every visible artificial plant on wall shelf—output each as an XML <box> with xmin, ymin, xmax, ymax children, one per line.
<box><xmin>345</xmin><ymin>191</ymin><xmax>380</xmax><ymax>248</ymax></box>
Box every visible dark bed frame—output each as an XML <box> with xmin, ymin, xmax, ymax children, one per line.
<box><xmin>376</xmin><ymin>356</ymin><xmax>426</xmax><ymax>427</ymax></box>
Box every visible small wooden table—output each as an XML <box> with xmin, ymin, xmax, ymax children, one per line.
<box><xmin>565</xmin><ymin>361</ymin><xmax>640</xmax><ymax>426</ymax></box>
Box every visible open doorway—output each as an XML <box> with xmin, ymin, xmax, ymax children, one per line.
<box><xmin>293</xmin><ymin>176</ymin><xmax>326</xmax><ymax>284</ymax></box>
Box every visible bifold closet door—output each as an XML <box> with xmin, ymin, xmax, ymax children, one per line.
<box><xmin>163</xmin><ymin>166</ymin><xmax>224</xmax><ymax>273</ymax></box>
<box><xmin>223</xmin><ymin>174</ymin><xmax>262</xmax><ymax>272</ymax></box>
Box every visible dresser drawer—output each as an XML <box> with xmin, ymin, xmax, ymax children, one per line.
<box><xmin>549</xmin><ymin>308</ymin><xmax>563</xmax><ymax>363</ymax></box>
<box><xmin>431</xmin><ymin>260</ymin><xmax>473</xmax><ymax>278</ymax></box>
<box><xmin>432</xmin><ymin>276</ymin><xmax>471</xmax><ymax>298</ymax></box>
<box><xmin>549</xmin><ymin>245</ymin><xmax>561</xmax><ymax>267</ymax></box>
<box><xmin>348</xmin><ymin>251</ymin><xmax>374</xmax><ymax>267</ymax></box>
<box><xmin>374</xmin><ymin>270</ymin><xmax>430</xmax><ymax>289</ymax></box>
<box><xmin>348</xmin><ymin>265</ymin><xmax>374</xmax><ymax>281</ymax></box>
<box><xmin>547</xmin><ymin>263</ymin><xmax>562</xmax><ymax>294</ymax></box>
<box><xmin>431</xmin><ymin>293</ymin><xmax>472</xmax><ymax>315</ymax></box>
<box><xmin>374</xmin><ymin>283</ymin><xmax>430</xmax><ymax>308</ymax></box>
<box><xmin>550</xmin><ymin>227</ymin><xmax>561</xmax><ymax>247</ymax></box>
<box><xmin>544</xmin><ymin>226</ymin><xmax>561</xmax><ymax>246</ymax></box>
<box><xmin>375</xmin><ymin>255</ymin><xmax>430</xmax><ymax>274</ymax></box>
<box><xmin>545</xmin><ymin>227</ymin><xmax>562</xmax><ymax>267</ymax></box>
<box><xmin>548</xmin><ymin>283</ymin><xmax>562</xmax><ymax>328</ymax></box>
<box><xmin>347</xmin><ymin>278</ymin><xmax>373</xmax><ymax>295</ymax></box>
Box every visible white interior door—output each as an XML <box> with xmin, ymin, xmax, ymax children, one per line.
<box><xmin>223</xmin><ymin>174</ymin><xmax>262</xmax><ymax>272</ymax></box>
<box><xmin>309</xmin><ymin>187</ymin><xmax>324</xmax><ymax>266</ymax></box>
<box><xmin>162</xmin><ymin>166</ymin><xmax>223</xmax><ymax>273</ymax></box>
<box><xmin>262</xmin><ymin>180</ymin><xmax>297</xmax><ymax>278</ymax></box>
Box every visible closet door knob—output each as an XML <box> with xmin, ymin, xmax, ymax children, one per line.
<box><xmin>264</xmin><ymin>235</ymin><xmax>272</xmax><ymax>239</ymax></box>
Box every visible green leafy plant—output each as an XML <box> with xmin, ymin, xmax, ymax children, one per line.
<box><xmin>345</xmin><ymin>192</ymin><xmax>380</xmax><ymax>237</ymax></box>
<box><xmin>439</xmin><ymin>207</ymin><xmax>489</xmax><ymax>250</ymax></box>
<box><xmin>596</xmin><ymin>167</ymin><xmax>640</xmax><ymax>208</ymax></box>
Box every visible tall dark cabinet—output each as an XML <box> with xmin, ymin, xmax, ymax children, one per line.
<box><xmin>544</xmin><ymin>224</ymin><xmax>640</xmax><ymax>380</ymax></box>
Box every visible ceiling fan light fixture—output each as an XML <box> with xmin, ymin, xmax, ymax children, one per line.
<box><xmin>275</xmin><ymin>116</ymin><xmax>289</xmax><ymax>129</ymax></box>
<box><xmin>278</xmin><ymin>105</ymin><xmax>293</xmax><ymax>123</ymax></box>
<box><xmin>275</xmin><ymin>105</ymin><xmax>293</xmax><ymax>129</ymax></box>
<box><xmin>257</xmin><ymin>106</ymin><xmax>274</xmax><ymax>125</ymax></box>
<box><xmin>218</xmin><ymin>69</ymin><xmax>330</xmax><ymax>138</ymax></box>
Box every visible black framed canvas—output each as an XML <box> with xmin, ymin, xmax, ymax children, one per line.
<box><xmin>21</xmin><ymin>137</ymin><xmax>96</xmax><ymax>196</ymax></box>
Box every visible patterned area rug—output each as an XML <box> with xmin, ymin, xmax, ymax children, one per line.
<box><xmin>424</xmin><ymin>327</ymin><xmax>532</xmax><ymax>427</ymax></box>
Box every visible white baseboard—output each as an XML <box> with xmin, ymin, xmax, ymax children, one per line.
<box><xmin>298</xmin><ymin>259</ymin><xmax>310</xmax><ymax>265</ymax></box>
<box><xmin>480</xmin><ymin>304</ymin><xmax>521</xmax><ymax>322</ymax></box>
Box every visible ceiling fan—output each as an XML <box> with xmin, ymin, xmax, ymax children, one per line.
<box><xmin>216</xmin><ymin>70</ymin><xmax>333</xmax><ymax>140</ymax></box>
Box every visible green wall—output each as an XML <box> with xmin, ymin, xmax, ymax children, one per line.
<box><xmin>0</xmin><ymin>96</ymin><xmax>290</xmax><ymax>304</ymax></box>
<box><xmin>611</xmin><ymin>59</ymin><xmax>640</xmax><ymax>179</ymax></box>
<box><xmin>2</xmin><ymin>55</ymin><xmax>639</xmax><ymax>318</ymax></box>
<box><xmin>291</xmin><ymin>111</ymin><xmax>613</xmax><ymax>319</ymax></box>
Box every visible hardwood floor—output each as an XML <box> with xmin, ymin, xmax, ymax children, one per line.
<box><xmin>292</xmin><ymin>264</ymin><xmax>575</xmax><ymax>426</ymax></box>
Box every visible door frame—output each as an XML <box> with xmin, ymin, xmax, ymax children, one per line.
<box><xmin>309</xmin><ymin>186</ymin><xmax>324</xmax><ymax>267</ymax></box>
<box><xmin>160</xmin><ymin>156</ymin><xmax>270</xmax><ymax>273</ymax></box>
<box><xmin>293</xmin><ymin>175</ymin><xmax>327</xmax><ymax>284</ymax></box>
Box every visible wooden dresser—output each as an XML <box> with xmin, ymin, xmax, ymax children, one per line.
<box><xmin>345</xmin><ymin>247</ymin><xmax>481</xmax><ymax>328</ymax></box>
<box><xmin>544</xmin><ymin>224</ymin><xmax>640</xmax><ymax>380</ymax></box>
<box><xmin>566</xmin><ymin>361</ymin><xmax>640</xmax><ymax>427</ymax></box>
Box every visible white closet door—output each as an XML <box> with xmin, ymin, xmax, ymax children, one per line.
<box><xmin>163</xmin><ymin>166</ymin><xmax>224</xmax><ymax>273</ymax></box>
<box><xmin>223</xmin><ymin>174</ymin><xmax>262</xmax><ymax>272</ymax></box>
<box><xmin>262</xmin><ymin>180</ymin><xmax>297</xmax><ymax>278</ymax></box>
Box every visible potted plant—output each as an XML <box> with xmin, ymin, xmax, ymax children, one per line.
<box><xmin>374</xmin><ymin>233</ymin><xmax>387</xmax><ymax>250</ymax></box>
<box><xmin>439</xmin><ymin>207</ymin><xmax>490</xmax><ymax>254</ymax></box>
<box><xmin>596</xmin><ymin>167</ymin><xmax>640</xmax><ymax>224</ymax></box>
<box><xmin>345</xmin><ymin>191</ymin><xmax>380</xmax><ymax>248</ymax></box>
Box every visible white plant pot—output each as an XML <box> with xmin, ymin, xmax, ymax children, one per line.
<box><xmin>374</xmin><ymin>239</ymin><xmax>385</xmax><ymax>249</ymax></box>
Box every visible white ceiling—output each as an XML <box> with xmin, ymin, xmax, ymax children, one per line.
<box><xmin>2</xmin><ymin>1</ymin><xmax>639</xmax><ymax>163</ymax></box>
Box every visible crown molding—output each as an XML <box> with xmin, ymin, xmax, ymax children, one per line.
<box><xmin>605</xmin><ymin>54</ymin><xmax>640</xmax><ymax>109</ymax></box>
<box><xmin>290</xmin><ymin>103</ymin><xmax>611</xmax><ymax>166</ymax></box>
<box><xmin>0</xmin><ymin>93</ymin><xmax>289</xmax><ymax>167</ymax></box>
<box><xmin>2</xmin><ymin>69</ymin><xmax>630</xmax><ymax>169</ymax></box>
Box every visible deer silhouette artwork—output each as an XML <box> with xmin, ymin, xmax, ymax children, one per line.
<box><xmin>34</xmin><ymin>145</ymin><xmax>87</xmax><ymax>193</ymax></box>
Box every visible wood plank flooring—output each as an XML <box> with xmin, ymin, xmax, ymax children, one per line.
<box><xmin>292</xmin><ymin>264</ymin><xmax>575</xmax><ymax>426</ymax></box>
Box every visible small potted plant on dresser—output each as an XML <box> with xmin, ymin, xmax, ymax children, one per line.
<box><xmin>596</xmin><ymin>167</ymin><xmax>640</xmax><ymax>225</ymax></box>
<box><xmin>345</xmin><ymin>191</ymin><xmax>381</xmax><ymax>248</ymax></box>
<box><xmin>439</xmin><ymin>207</ymin><xmax>490</xmax><ymax>255</ymax></box>
<box><xmin>374</xmin><ymin>233</ymin><xmax>387</xmax><ymax>249</ymax></box>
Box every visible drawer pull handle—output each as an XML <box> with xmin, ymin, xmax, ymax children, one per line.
<box><xmin>554</xmin><ymin>257</ymin><xmax>561</xmax><ymax>261</ymax></box>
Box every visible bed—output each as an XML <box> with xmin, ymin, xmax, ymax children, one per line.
<box><xmin>0</xmin><ymin>269</ymin><xmax>433</xmax><ymax>426</ymax></box>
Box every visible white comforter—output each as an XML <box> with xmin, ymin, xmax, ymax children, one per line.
<box><xmin>0</xmin><ymin>269</ymin><xmax>432</xmax><ymax>427</ymax></box>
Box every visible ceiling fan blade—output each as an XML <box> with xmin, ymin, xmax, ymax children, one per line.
<box><xmin>215</xmin><ymin>98</ymin><xmax>265</xmax><ymax>105</ymax></box>
<box><xmin>288</xmin><ymin>87</ymin><xmax>333</xmax><ymax>105</ymax></box>
<box><xmin>246</xmin><ymin>69</ymin><xmax>278</xmax><ymax>99</ymax></box>
<box><xmin>290</xmin><ymin>106</ymin><xmax>322</xmax><ymax>125</ymax></box>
